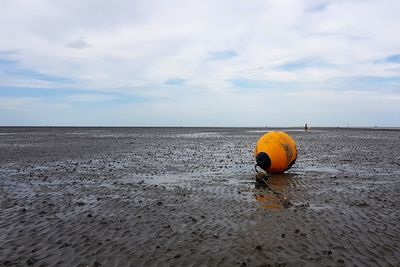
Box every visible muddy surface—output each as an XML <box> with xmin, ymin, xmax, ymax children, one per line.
<box><xmin>0</xmin><ymin>127</ymin><xmax>399</xmax><ymax>267</ymax></box>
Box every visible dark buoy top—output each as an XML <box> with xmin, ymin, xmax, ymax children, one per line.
<box><xmin>255</xmin><ymin>152</ymin><xmax>271</xmax><ymax>171</ymax></box>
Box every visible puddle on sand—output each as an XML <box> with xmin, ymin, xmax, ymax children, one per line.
<box><xmin>175</xmin><ymin>132</ymin><xmax>223</xmax><ymax>138</ymax></box>
<box><xmin>256</xmin><ymin>173</ymin><xmax>298</xmax><ymax>189</ymax></box>
<box><xmin>246</xmin><ymin>129</ymin><xmax>327</xmax><ymax>133</ymax></box>
<box><xmin>266</xmin><ymin>173</ymin><xmax>297</xmax><ymax>190</ymax></box>
<box><xmin>255</xmin><ymin>194</ymin><xmax>290</xmax><ymax>210</ymax></box>
<box><xmin>309</xmin><ymin>204</ymin><xmax>332</xmax><ymax>211</ymax></box>
<box><xmin>254</xmin><ymin>173</ymin><xmax>296</xmax><ymax>210</ymax></box>
<box><xmin>118</xmin><ymin>173</ymin><xmax>186</xmax><ymax>186</ymax></box>
<box><xmin>299</xmin><ymin>166</ymin><xmax>341</xmax><ymax>174</ymax></box>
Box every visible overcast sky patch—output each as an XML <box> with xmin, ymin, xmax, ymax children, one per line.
<box><xmin>0</xmin><ymin>0</ymin><xmax>399</xmax><ymax>126</ymax></box>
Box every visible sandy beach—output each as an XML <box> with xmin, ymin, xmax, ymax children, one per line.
<box><xmin>0</xmin><ymin>127</ymin><xmax>399</xmax><ymax>266</ymax></box>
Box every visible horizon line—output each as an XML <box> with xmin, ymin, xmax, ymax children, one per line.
<box><xmin>0</xmin><ymin>125</ymin><xmax>399</xmax><ymax>129</ymax></box>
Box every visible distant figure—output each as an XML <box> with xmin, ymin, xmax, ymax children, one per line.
<box><xmin>304</xmin><ymin>123</ymin><xmax>308</xmax><ymax>131</ymax></box>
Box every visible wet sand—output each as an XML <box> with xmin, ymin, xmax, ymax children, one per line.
<box><xmin>0</xmin><ymin>127</ymin><xmax>399</xmax><ymax>267</ymax></box>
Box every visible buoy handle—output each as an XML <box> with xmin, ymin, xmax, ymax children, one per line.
<box><xmin>254</xmin><ymin>164</ymin><xmax>260</xmax><ymax>173</ymax></box>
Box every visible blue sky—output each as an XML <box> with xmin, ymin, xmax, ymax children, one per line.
<box><xmin>0</xmin><ymin>0</ymin><xmax>399</xmax><ymax>127</ymax></box>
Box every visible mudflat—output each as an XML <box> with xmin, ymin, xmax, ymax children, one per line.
<box><xmin>0</xmin><ymin>127</ymin><xmax>399</xmax><ymax>267</ymax></box>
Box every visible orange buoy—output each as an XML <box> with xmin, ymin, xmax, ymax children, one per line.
<box><xmin>254</xmin><ymin>131</ymin><xmax>297</xmax><ymax>174</ymax></box>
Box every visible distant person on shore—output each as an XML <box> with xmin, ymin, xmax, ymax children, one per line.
<box><xmin>305</xmin><ymin>123</ymin><xmax>308</xmax><ymax>131</ymax></box>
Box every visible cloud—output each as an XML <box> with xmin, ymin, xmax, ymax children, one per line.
<box><xmin>229</xmin><ymin>79</ymin><xmax>292</xmax><ymax>90</ymax></box>
<box><xmin>0</xmin><ymin>56</ymin><xmax>71</xmax><ymax>88</ymax></box>
<box><xmin>277</xmin><ymin>58</ymin><xmax>334</xmax><ymax>71</ymax></box>
<box><xmin>306</xmin><ymin>2</ymin><xmax>330</xmax><ymax>13</ymax></box>
<box><xmin>385</xmin><ymin>54</ymin><xmax>400</xmax><ymax>64</ymax></box>
<box><xmin>165</xmin><ymin>78</ymin><xmax>185</xmax><ymax>86</ymax></box>
<box><xmin>64</xmin><ymin>93</ymin><xmax>120</xmax><ymax>102</ymax></box>
<box><xmin>209</xmin><ymin>50</ymin><xmax>238</xmax><ymax>60</ymax></box>
<box><xmin>0</xmin><ymin>58</ymin><xmax>17</xmax><ymax>65</ymax></box>
<box><xmin>66</xmin><ymin>38</ymin><xmax>92</xmax><ymax>49</ymax></box>
<box><xmin>0</xmin><ymin>97</ymin><xmax>41</xmax><ymax>110</ymax></box>
<box><xmin>0</xmin><ymin>0</ymin><xmax>399</xmax><ymax>126</ymax></box>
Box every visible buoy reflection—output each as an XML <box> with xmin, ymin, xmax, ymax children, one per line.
<box><xmin>255</xmin><ymin>173</ymin><xmax>295</xmax><ymax>210</ymax></box>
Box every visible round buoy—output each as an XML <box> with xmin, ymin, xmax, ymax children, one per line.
<box><xmin>254</xmin><ymin>131</ymin><xmax>297</xmax><ymax>174</ymax></box>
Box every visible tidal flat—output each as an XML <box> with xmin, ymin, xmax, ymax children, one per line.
<box><xmin>1</xmin><ymin>127</ymin><xmax>399</xmax><ymax>266</ymax></box>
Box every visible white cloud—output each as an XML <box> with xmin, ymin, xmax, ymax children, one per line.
<box><xmin>0</xmin><ymin>97</ymin><xmax>41</xmax><ymax>110</ymax></box>
<box><xmin>0</xmin><ymin>0</ymin><xmax>399</xmax><ymax>125</ymax></box>
<box><xmin>64</xmin><ymin>93</ymin><xmax>120</xmax><ymax>102</ymax></box>
<box><xmin>66</xmin><ymin>38</ymin><xmax>92</xmax><ymax>49</ymax></box>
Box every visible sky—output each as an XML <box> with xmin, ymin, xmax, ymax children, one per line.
<box><xmin>0</xmin><ymin>0</ymin><xmax>399</xmax><ymax>127</ymax></box>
